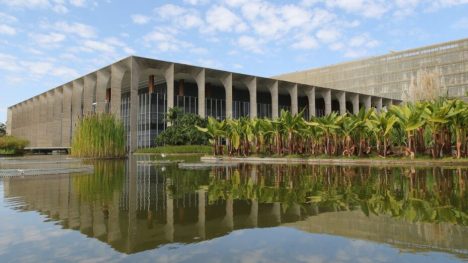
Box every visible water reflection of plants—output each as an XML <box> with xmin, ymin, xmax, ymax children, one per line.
<box><xmin>208</xmin><ymin>165</ymin><xmax>467</xmax><ymax>225</ymax></box>
<box><xmin>73</xmin><ymin>160</ymin><xmax>125</xmax><ymax>202</ymax></box>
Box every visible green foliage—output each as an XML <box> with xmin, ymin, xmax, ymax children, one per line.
<box><xmin>137</xmin><ymin>145</ymin><xmax>212</xmax><ymax>154</ymax></box>
<box><xmin>0</xmin><ymin>135</ymin><xmax>29</xmax><ymax>155</ymax></box>
<box><xmin>0</xmin><ymin>122</ymin><xmax>6</xmax><ymax>136</ymax></box>
<box><xmin>156</xmin><ymin>107</ymin><xmax>209</xmax><ymax>146</ymax></box>
<box><xmin>71</xmin><ymin>113</ymin><xmax>126</xmax><ymax>158</ymax></box>
<box><xmin>197</xmin><ymin>98</ymin><xmax>468</xmax><ymax>159</ymax></box>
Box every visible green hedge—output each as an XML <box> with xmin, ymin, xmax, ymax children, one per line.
<box><xmin>137</xmin><ymin>145</ymin><xmax>212</xmax><ymax>154</ymax></box>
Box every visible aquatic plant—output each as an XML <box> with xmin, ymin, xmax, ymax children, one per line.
<box><xmin>71</xmin><ymin>113</ymin><xmax>126</xmax><ymax>158</ymax></box>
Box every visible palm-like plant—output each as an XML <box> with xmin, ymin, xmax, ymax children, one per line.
<box><xmin>196</xmin><ymin>117</ymin><xmax>225</xmax><ymax>155</ymax></box>
<box><xmin>196</xmin><ymin>98</ymin><xmax>467</xmax><ymax>159</ymax></box>
<box><xmin>369</xmin><ymin>111</ymin><xmax>398</xmax><ymax>157</ymax></box>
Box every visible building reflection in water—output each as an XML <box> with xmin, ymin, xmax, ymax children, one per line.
<box><xmin>2</xmin><ymin>156</ymin><xmax>467</xmax><ymax>258</ymax></box>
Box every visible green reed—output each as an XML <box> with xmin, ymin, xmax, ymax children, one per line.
<box><xmin>71</xmin><ymin>114</ymin><xmax>126</xmax><ymax>158</ymax></box>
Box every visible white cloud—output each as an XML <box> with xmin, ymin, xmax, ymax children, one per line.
<box><xmin>184</xmin><ymin>0</ymin><xmax>210</xmax><ymax>5</ymax></box>
<box><xmin>0</xmin><ymin>0</ymin><xmax>49</xmax><ymax>8</ymax></box>
<box><xmin>157</xmin><ymin>4</ymin><xmax>187</xmax><ymax>19</ymax></box>
<box><xmin>53</xmin><ymin>21</ymin><xmax>97</xmax><ymax>38</ymax></box>
<box><xmin>0</xmin><ymin>53</ymin><xmax>20</xmax><ymax>72</ymax></box>
<box><xmin>349</xmin><ymin>33</ymin><xmax>379</xmax><ymax>48</ymax></box>
<box><xmin>292</xmin><ymin>35</ymin><xmax>319</xmax><ymax>50</ymax></box>
<box><xmin>144</xmin><ymin>28</ymin><xmax>192</xmax><ymax>52</ymax></box>
<box><xmin>69</xmin><ymin>0</ymin><xmax>86</xmax><ymax>7</ymax></box>
<box><xmin>83</xmin><ymin>40</ymin><xmax>115</xmax><ymax>53</ymax></box>
<box><xmin>325</xmin><ymin>0</ymin><xmax>389</xmax><ymax>18</ymax></box>
<box><xmin>0</xmin><ymin>12</ymin><xmax>18</xmax><ymax>23</ymax></box>
<box><xmin>0</xmin><ymin>24</ymin><xmax>16</xmax><ymax>35</ymax></box>
<box><xmin>316</xmin><ymin>28</ymin><xmax>341</xmax><ymax>43</ymax></box>
<box><xmin>427</xmin><ymin>0</ymin><xmax>468</xmax><ymax>11</ymax></box>
<box><xmin>131</xmin><ymin>14</ymin><xmax>150</xmax><ymax>25</ymax></box>
<box><xmin>453</xmin><ymin>17</ymin><xmax>468</xmax><ymax>29</ymax></box>
<box><xmin>205</xmin><ymin>5</ymin><xmax>247</xmax><ymax>32</ymax></box>
<box><xmin>52</xmin><ymin>4</ymin><xmax>68</xmax><ymax>14</ymax></box>
<box><xmin>29</xmin><ymin>32</ymin><xmax>66</xmax><ymax>45</ymax></box>
<box><xmin>238</xmin><ymin>35</ymin><xmax>263</xmax><ymax>53</ymax></box>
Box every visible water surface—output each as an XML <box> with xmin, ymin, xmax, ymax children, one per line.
<box><xmin>0</xmin><ymin>155</ymin><xmax>467</xmax><ymax>262</ymax></box>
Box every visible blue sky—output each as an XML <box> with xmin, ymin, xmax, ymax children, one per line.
<box><xmin>1</xmin><ymin>0</ymin><xmax>468</xmax><ymax>123</ymax></box>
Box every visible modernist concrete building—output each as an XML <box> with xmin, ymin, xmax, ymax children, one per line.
<box><xmin>277</xmin><ymin>38</ymin><xmax>468</xmax><ymax>101</ymax></box>
<box><xmin>6</xmin><ymin>56</ymin><xmax>395</xmax><ymax>152</ymax></box>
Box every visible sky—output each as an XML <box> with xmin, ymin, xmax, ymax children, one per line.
<box><xmin>1</xmin><ymin>0</ymin><xmax>468</xmax><ymax>123</ymax></box>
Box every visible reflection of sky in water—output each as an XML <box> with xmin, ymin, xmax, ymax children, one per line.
<box><xmin>0</xmin><ymin>178</ymin><xmax>463</xmax><ymax>263</ymax></box>
<box><xmin>0</xmin><ymin>158</ymin><xmax>467</xmax><ymax>263</ymax></box>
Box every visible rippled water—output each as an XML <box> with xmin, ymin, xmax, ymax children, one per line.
<box><xmin>0</xmin><ymin>155</ymin><xmax>467</xmax><ymax>262</ymax></box>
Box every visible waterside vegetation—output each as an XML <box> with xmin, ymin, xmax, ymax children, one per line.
<box><xmin>0</xmin><ymin>135</ymin><xmax>29</xmax><ymax>155</ymax></box>
<box><xmin>137</xmin><ymin>145</ymin><xmax>211</xmax><ymax>154</ymax></box>
<box><xmin>197</xmin><ymin>98</ymin><xmax>468</xmax><ymax>159</ymax></box>
<box><xmin>71</xmin><ymin>114</ymin><xmax>126</xmax><ymax>158</ymax></box>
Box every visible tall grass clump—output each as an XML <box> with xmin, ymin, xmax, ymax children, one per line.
<box><xmin>71</xmin><ymin>113</ymin><xmax>126</xmax><ymax>158</ymax></box>
<box><xmin>0</xmin><ymin>136</ymin><xmax>29</xmax><ymax>155</ymax></box>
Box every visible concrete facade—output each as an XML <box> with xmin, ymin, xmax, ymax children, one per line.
<box><xmin>276</xmin><ymin>38</ymin><xmax>468</xmax><ymax>101</ymax></box>
<box><xmin>7</xmin><ymin>56</ymin><xmax>396</xmax><ymax>152</ymax></box>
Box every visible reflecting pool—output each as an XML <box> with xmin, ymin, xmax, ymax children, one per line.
<box><xmin>0</xmin><ymin>155</ymin><xmax>467</xmax><ymax>262</ymax></box>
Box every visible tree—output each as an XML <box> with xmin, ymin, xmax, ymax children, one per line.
<box><xmin>0</xmin><ymin>122</ymin><xmax>6</xmax><ymax>136</ymax></box>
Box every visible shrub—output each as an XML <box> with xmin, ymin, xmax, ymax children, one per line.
<box><xmin>71</xmin><ymin>114</ymin><xmax>126</xmax><ymax>158</ymax></box>
<box><xmin>0</xmin><ymin>136</ymin><xmax>29</xmax><ymax>155</ymax></box>
<box><xmin>155</xmin><ymin>108</ymin><xmax>209</xmax><ymax>146</ymax></box>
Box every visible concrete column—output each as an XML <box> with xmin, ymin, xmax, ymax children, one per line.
<box><xmin>10</xmin><ymin>107</ymin><xmax>15</xmax><ymax>136</ymax></box>
<box><xmin>129</xmin><ymin>58</ymin><xmax>140</xmax><ymax>152</ymax></box>
<box><xmin>245</xmin><ymin>77</ymin><xmax>257</xmax><ymax>119</ymax></box>
<box><xmin>32</xmin><ymin>98</ymin><xmax>40</xmax><ymax>147</ymax></box>
<box><xmin>53</xmin><ymin>89</ymin><xmax>63</xmax><ymax>147</ymax></box>
<box><xmin>223</xmin><ymin>197</ymin><xmax>234</xmax><ymax>230</ymax></box>
<box><xmin>288</xmin><ymin>84</ymin><xmax>298</xmax><ymax>115</ymax></box>
<box><xmin>272</xmin><ymin>202</ymin><xmax>281</xmax><ymax>224</ymax></box>
<box><xmin>23</xmin><ymin>102</ymin><xmax>30</xmax><ymax>143</ymax></box>
<box><xmin>221</xmin><ymin>73</ymin><xmax>233</xmax><ymax>119</ymax></box>
<box><xmin>363</xmin><ymin>95</ymin><xmax>371</xmax><ymax>110</ymax></box>
<box><xmin>15</xmin><ymin>105</ymin><xmax>22</xmax><ymax>139</ymax></box>
<box><xmin>92</xmin><ymin>202</ymin><xmax>106</xmax><ymax>238</ymax></box>
<box><xmin>111</xmin><ymin>64</ymin><xmax>125</xmax><ymax>118</ymax></box>
<box><xmin>107</xmin><ymin>191</ymin><xmax>122</xmax><ymax>242</ymax></box>
<box><xmin>197</xmin><ymin>189</ymin><xmax>206</xmax><ymax>240</ymax></box>
<box><xmin>338</xmin><ymin>91</ymin><xmax>346</xmax><ymax>115</ymax></box>
<box><xmin>62</xmin><ymin>85</ymin><xmax>72</xmax><ymax>147</ymax></box>
<box><xmin>71</xmin><ymin>79</ymin><xmax>84</xmax><ymax>137</ymax></box>
<box><xmin>305</xmin><ymin>87</ymin><xmax>316</xmax><ymax>119</ymax></box>
<box><xmin>322</xmin><ymin>89</ymin><xmax>331</xmax><ymax>115</ymax></box>
<box><xmin>193</xmin><ymin>68</ymin><xmax>205</xmax><ymax>118</ymax></box>
<box><xmin>83</xmin><ymin>75</ymin><xmax>97</xmax><ymax>115</ymax></box>
<box><xmin>384</xmin><ymin>99</ymin><xmax>393</xmax><ymax>111</ymax></box>
<box><xmin>164</xmin><ymin>64</ymin><xmax>175</xmax><ymax>113</ymax></box>
<box><xmin>127</xmin><ymin>156</ymin><xmax>137</xmax><ymax>251</ymax></box>
<box><xmin>6</xmin><ymin>107</ymin><xmax>12</xmax><ymax>135</ymax></box>
<box><xmin>39</xmin><ymin>95</ymin><xmax>47</xmax><ymax>147</ymax></box>
<box><xmin>165</xmin><ymin>181</ymin><xmax>174</xmax><ymax>242</ymax></box>
<box><xmin>47</xmin><ymin>92</ymin><xmax>56</xmax><ymax>146</ymax></box>
<box><xmin>96</xmin><ymin>70</ymin><xmax>110</xmax><ymax>113</ymax></box>
<box><xmin>351</xmin><ymin>94</ymin><xmax>359</xmax><ymax>114</ymax></box>
<box><xmin>376</xmin><ymin>97</ymin><xmax>383</xmax><ymax>112</ymax></box>
<box><xmin>269</xmin><ymin>81</ymin><xmax>279</xmax><ymax>119</ymax></box>
<box><xmin>249</xmin><ymin>200</ymin><xmax>258</xmax><ymax>227</ymax></box>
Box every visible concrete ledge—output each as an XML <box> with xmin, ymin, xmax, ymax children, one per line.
<box><xmin>200</xmin><ymin>156</ymin><xmax>468</xmax><ymax>167</ymax></box>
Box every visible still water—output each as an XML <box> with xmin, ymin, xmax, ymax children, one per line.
<box><xmin>0</xmin><ymin>155</ymin><xmax>467</xmax><ymax>262</ymax></box>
